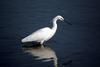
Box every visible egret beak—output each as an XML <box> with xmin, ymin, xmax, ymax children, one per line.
<box><xmin>64</xmin><ymin>20</ymin><xmax>72</xmax><ymax>25</ymax></box>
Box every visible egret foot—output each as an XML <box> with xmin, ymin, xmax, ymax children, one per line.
<box><xmin>54</xmin><ymin>64</ymin><xmax>58</xmax><ymax>67</ymax></box>
<box><xmin>40</xmin><ymin>44</ymin><xmax>44</xmax><ymax>48</ymax></box>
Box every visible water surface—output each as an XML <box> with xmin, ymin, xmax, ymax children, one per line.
<box><xmin>0</xmin><ymin>0</ymin><xmax>100</xmax><ymax>67</ymax></box>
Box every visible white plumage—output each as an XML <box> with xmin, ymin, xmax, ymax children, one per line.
<box><xmin>21</xmin><ymin>15</ymin><xmax>64</xmax><ymax>44</ymax></box>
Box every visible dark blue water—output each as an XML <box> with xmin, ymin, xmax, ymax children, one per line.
<box><xmin>0</xmin><ymin>0</ymin><xmax>100</xmax><ymax>67</ymax></box>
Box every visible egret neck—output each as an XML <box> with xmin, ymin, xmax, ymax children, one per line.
<box><xmin>52</xmin><ymin>17</ymin><xmax>58</xmax><ymax>33</ymax></box>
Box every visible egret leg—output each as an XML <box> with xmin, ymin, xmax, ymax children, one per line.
<box><xmin>40</xmin><ymin>41</ymin><xmax>44</xmax><ymax>48</ymax></box>
<box><xmin>40</xmin><ymin>41</ymin><xmax>44</xmax><ymax>44</ymax></box>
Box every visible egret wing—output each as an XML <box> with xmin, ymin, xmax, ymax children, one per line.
<box><xmin>22</xmin><ymin>27</ymin><xmax>51</xmax><ymax>42</ymax></box>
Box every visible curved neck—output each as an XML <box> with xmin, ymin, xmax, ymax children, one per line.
<box><xmin>52</xmin><ymin>18</ymin><xmax>58</xmax><ymax>32</ymax></box>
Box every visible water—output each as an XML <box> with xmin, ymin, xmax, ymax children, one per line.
<box><xmin>0</xmin><ymin>0</ymin><xmax>100</xmax><ymax>67</ymax></box>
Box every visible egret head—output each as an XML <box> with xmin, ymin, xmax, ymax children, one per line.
<box><xmin>54</xmin><ymin>15</ymin><xmax>72</xmax><ymax>25</ymax></box>
<box><xmin>56</xmin><ymin>15</ymin><xmax>64</xmax><ymax>21</ymax></box>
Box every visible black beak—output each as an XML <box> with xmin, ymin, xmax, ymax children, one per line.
<box><xmin>64</xmin><ymin>20</ymin><xmax>72</xmax><ymax>25</ymax></box>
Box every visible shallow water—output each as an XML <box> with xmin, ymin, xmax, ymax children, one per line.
<box><xmin>0</xmin><ymin>0</ymin><xmax>100</xmax><ymax>67</ymax></box>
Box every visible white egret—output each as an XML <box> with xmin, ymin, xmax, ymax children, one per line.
<box><xmin>21</xmin><ymin>15</ymin><xmax>71</xmax><ymax>44</ymax></box>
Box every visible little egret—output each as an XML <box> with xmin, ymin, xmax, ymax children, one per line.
<box><xmin>21</xmin><ymin>15</ymin><xmax>71</xmax><ymax>44</ymax></box>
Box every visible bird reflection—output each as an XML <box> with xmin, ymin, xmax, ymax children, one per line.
<box><xmin>22</xmin><ymin>44</ymin><xmax>58</xmax><ymax>67</ymax></box>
